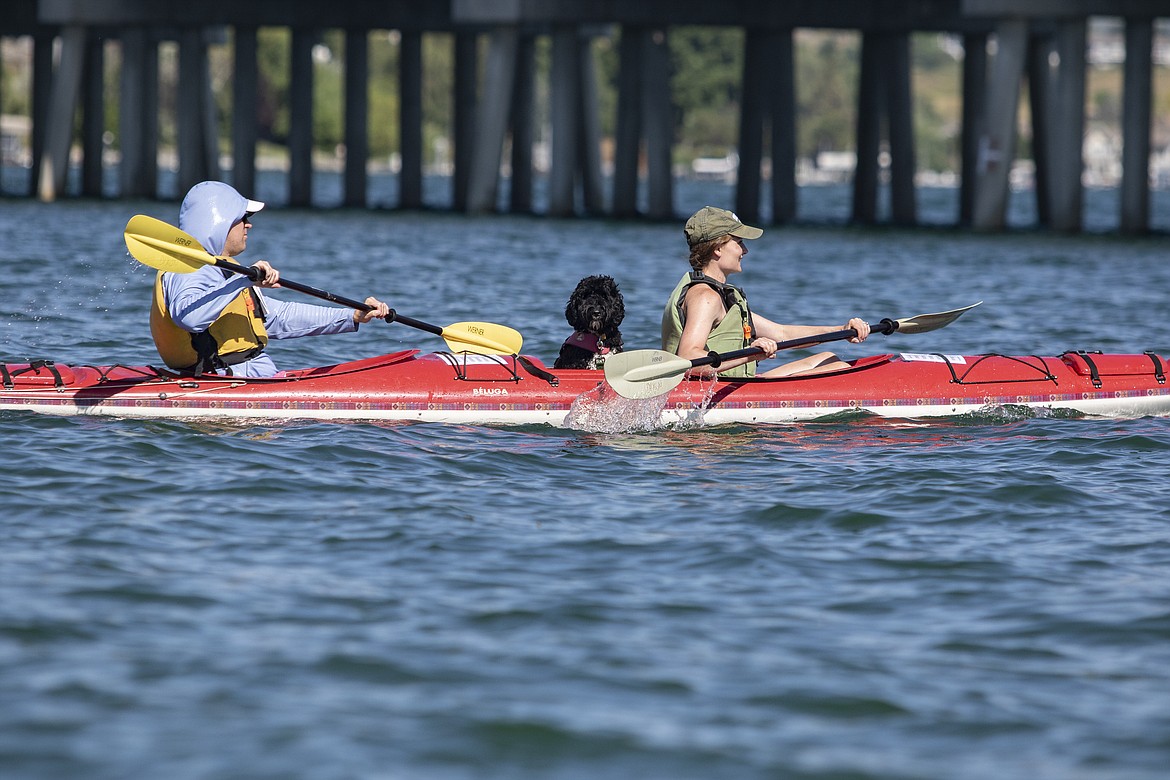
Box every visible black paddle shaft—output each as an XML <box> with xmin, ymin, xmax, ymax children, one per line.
<box><xmin>218</xmin><ymin>259</ymin><xmax>370</xmax><ymax>310</ymax></box>
<box><xmin>699</xmin><ymin>318</ymin><xmax>897</xmax><ymax>369</ymax></box>
<box><xmin>216</xmin><ymin>259</ymin><xmax>441</xmax><ymax>335</ymax></box>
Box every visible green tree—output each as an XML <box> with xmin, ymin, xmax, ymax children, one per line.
<box><xmin>367</xmin><ymin>31</ymin><xmax>401</xmax><ymax>162</ymax></box>
<box><xmin>669</xmin><ymin>26</ymin><xmax>744</xmax><ymax>160</ymax></box>
<box><xmin>796</xmin><ymin>32</ymin><xmax>858</xmax><ymax>158</ymax></box>
<box><xmin>422</xmin><ymin>32</ymin><xmax>454</xmax><ymax>166</ymax></box>
<box><xmin>256</xmin><ymin>27</ymin><xmax>290</xmax><ymax>144</ymax></box>
<box><xmin>312</xmin><ymin>30</ymin><xmax>344</xmax><ymax>152</ymax></box>
<box><xmin>911</xmin><ymin>34</ymin><xmax>962</xmax><ymax>172</ymax></box>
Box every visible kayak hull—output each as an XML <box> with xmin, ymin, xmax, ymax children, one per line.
<box><xmin>3</xmin><ymin>350</ymin><xmax>1170</xmax><ymax>426</ymax></box>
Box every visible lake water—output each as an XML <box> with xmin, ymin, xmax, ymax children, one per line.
<box><xmin>2</xmin><ymin>179</ymin><xmax>1170</xmax><ymax>779</ymax></box>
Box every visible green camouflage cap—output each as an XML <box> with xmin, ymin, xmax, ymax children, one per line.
<box><xmin>683</xmin><ymin>206</ymin><xmax>764</xmax><ymax>246</ymax></box>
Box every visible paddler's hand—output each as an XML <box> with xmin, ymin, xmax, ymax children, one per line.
<box><xmin>251</xmin><ymin>261</ymin><xmax>281</xmax><ymax>288</ymax></box>
<box><xmin>846</xmin><ymin>317</ymin><xmax>871</xmax><ymax>343</ymax></box>
<box><xmin>750</xmin><ymin>337</ymin><xmax>779</xmax><ymax>360</ymax></box>
<box><xmin>354</xmin><ymin>297</ymin><xmax>390</xmax><ymax>325</ymax></box>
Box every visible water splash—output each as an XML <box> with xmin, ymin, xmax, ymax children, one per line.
<box><xmin>564</xmin><ymin>382</ymin><xmax>671</xmax><ymax>432</ymax></box>
<box><xmin>964</xmin><ymin>403</ymin><xmax>1086</xmax><ymax>423</ymax></box>
<box><xmin>564</xmin><ymin>375</ymin><xmax>726</xmax><ymax>433</ymax></box>
<box><xmin>656</xmin><ymin>376</ymin><xmax>722</xmax><ymax>430</ymax></box>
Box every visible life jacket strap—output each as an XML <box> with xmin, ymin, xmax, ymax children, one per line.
<box><xmin>562</xmin><ymin>331</ymin><xmax>610</xmax><ymax>355</ymax></box>
<box><xmin>681</xmin><ymin>271</ymin><xmax>756</xmax><ymax>345</ymax></box>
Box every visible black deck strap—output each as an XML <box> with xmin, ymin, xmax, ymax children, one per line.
<box><xmin>0</xmin><ymin>364</ymin><xmax>12</xmax><ymax>390</ymax></box>
<box><xmin>28</xmin><ymin>359</ymin><xmax>65</xmax><ymax>388</ymax></box>
<box><xmin>1073</xmin><ymin>350</ymin><xmax>1102</xmax><ymax>388</ymax></box>
<box><xmin>437</xmin><ymin>351</ymin><xmax>521</xmax><ymax>384</ymax></box>
<box><xmin>435</xmin><ymin>351</ymin><xmax>469</xmax><ymax>380</ymax></box>
<box><xmin>96</xmin><ymin>364</ymin><xmax>164</xmax><ymax>383</ymax></box>
<box><xmin>1145</xmin><ymin>352</ymin><xmax>1166</xmax><ymax>384</ymax></box>
<box><xmin>518</xmin><ymin>355</ymin><xmax>559</xmax><ymax>387</ymax></box>
<box><xmin>953</xmin><ymin>354</ymin><xmax>1057</xmax><ymax>385</ymax></box>
<box><xmin>935</xmin><ymin>353</ymin><xmax>961</xmax><ymax>383</ymax></box>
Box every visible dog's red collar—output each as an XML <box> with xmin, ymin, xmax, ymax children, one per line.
<box><xmin>563</xmin><ymin>331</ymin><xmax>610</xmax><ymax>355</ymax></box>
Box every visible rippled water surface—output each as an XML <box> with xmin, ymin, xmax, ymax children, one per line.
<box><xmin>2</xmin><ymin>185</ymin><xmax>1170</xmax><ymax>779</ymax></box>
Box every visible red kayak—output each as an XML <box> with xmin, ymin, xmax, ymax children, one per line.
<box><xmin>3</xmin><ymin>349</ymin><xmax>1169</xmax><ymax>426</ymax></box>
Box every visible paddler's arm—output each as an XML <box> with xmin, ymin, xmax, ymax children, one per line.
<box><xmin>260</xmin><ymin>295</ymin><xmax>389</xmax><ymax>339</ymax></box>
<box><xmin>753</xmin><ymin>313</ymin><xmax>872</xmax><ymax>345</ymax></box>
<box><xmin>164</xmin><ymin>265</ymin><xmax>255</xmax><ymax>332</ymax></box>
<box><xmin>262</xmin><ymin>297</ymin><xmax>358</xmax><ymax>338</ymax></box>
<box><xmin>241</xmin><ymin>261</ymin><xmax>389</xmax><ymax>330</ymax></box>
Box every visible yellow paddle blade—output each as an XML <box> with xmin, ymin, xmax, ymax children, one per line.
<box><xmin>124</xmin><ymin>214</ymin><xmax>218</xmax><ymax>273</ymax></box>
<box><xmin>441</xmin><ymin>322</ymin><xmax>523</xmax><ymax>355</ymax></box>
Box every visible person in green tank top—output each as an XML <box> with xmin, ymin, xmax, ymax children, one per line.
<box><xmin>661</xmin><ymin>206</ymin><xmax>871</xmax><ymax>378</ymax></box>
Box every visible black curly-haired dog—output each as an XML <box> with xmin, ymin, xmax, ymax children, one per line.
<box><xmin>553</xmin><ymin>275</ymin><xmax>625</xmax><ymax>370</ymax></box>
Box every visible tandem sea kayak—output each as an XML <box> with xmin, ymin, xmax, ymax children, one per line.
<box><xmin>2</xmin><ymin>349</ymin><xmax>1169</xmax><ymax>427</ymax></box>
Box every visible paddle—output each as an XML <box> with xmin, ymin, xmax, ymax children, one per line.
<box><xmin>603</xmin><ymin>302</ymin><xmax>982</xmax><ymax>399</ymax></box>
<box><xmin>124</xmin><ymin>214</ymin><xmax>522</xmax><ymax>356</ymax></box>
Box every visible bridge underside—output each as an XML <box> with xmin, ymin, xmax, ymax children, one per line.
<box><xmin>1</xmin><ymin>0</ymin><xmax>1166</xmax><ymax>233</ymax></box>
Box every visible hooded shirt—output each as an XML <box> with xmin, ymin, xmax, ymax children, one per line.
<box><xmin>179</xmin><ymin>180</ymin><xmax>263</xmax><ymax>256</ymax></box>
<box><xmin>153</xmin><ymin>182</ymin><xmax>357</xmax><ymax>377</ymax></box>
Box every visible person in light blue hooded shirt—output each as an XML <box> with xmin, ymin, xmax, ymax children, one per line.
<box><xmin>156</xmin><ymin>181</ymin><xmax>389</xmax><ymax>377</ymax></box>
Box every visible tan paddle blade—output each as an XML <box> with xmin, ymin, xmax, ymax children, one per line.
<box><xmin>603</xmin><ymin>350</ymin><xmax>694</xmax><ymax>400</ymax></box>
<box><xmin>888</xmin><ymin>301</ymin><xmax>982</xmax><ymax>334</ymax></box>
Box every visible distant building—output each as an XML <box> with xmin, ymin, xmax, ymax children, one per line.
<box><xmin>1</xmin><ymin>114</ymin><xmax>31</xmax><ymax>167</ymax></box>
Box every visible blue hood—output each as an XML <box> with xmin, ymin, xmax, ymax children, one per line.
<box><xmin>178</xmin><ymin>181</ymin><xmax>264</xmax><ymax>256</ymax></box>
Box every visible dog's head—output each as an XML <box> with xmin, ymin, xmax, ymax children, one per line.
<box><xmin>564</xmin><ymin>275</ymin><xmax>625</xmax><ymax>336</ymax></box>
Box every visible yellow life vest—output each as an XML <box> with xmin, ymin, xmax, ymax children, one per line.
<box><xmin>150</xmin><ymin>270</ymin><xmax>268</xmax><ymax>373</ymax></box>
